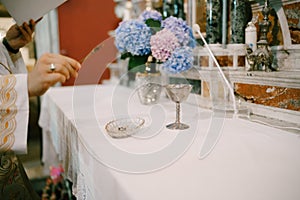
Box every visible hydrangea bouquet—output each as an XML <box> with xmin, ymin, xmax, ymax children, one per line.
<box><xmin>114</xmin><ymin>10</ymin><xmax>196</xmax><ymax>74</ymax></box>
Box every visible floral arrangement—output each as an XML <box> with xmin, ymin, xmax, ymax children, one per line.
<box><xmin>114</xmin><ymin>10</ymin><xmax>196</xmax><ymax>74</ymax></box>
<box><xmin>42</xmin><ymin>165</ymin><xmax>73</xmax><ymax>200</ymax></box>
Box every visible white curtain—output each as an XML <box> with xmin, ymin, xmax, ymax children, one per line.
<box><xmin>35</xmin><ymin>9</ymin><xmax>60</xmax><ymax>58</ymax></box>
<box><xmin>35</xmin><ymin>9</ymin><xmax>60</xmax><ymax>88</ymax></box>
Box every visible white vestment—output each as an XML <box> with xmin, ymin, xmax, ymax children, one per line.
<box><xmin>0</xmin><ymin>42</ymin><xmax>29</xmax><ymax>154</ymax></box>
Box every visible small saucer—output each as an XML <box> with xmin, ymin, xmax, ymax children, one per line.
<box><xmin>105</xmin><ymin>117</ymin><xmax>145</xmax><ymax>138</ymax></box>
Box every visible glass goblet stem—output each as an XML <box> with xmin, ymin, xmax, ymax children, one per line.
<box><xmin>176</xmin><ymin>102</ymin><xmax>181</xmax><ymax>124</ymax></box>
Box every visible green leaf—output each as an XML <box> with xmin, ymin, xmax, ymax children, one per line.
<box><xmin>128</xmin><ymin>55</ymin><xmax>149</xmax><ymax>72</ymax></box>
<box><xmin>120</xmin><ymin>52</ymin><xmax>132</xmax><ymax>60</ymax></box>
<box><xmin>145</xmin><ymin>19</ymin><xmax>161</xmax><ymax>33</ymax></box>
<box><xmin>145</xmin><ymin>19</ymin><xmax>161</xmax><ymax>28</ymax></box>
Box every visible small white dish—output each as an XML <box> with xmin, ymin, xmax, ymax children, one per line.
<box><xmin>105</xmin><ymin>117</ymin><xmax>145</xmax><ymax>138</ymax></box>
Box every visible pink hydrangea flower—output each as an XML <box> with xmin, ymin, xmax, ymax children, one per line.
<box><xmin>150</xmin><ymin>29</ymin><xmax>179</xmax><ymax>62</ymax></box>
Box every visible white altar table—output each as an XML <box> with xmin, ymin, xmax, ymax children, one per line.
<box><xmin>39</xmin><ymin>84</ymin><xmax>300</xmax><ymax>200</ymax></box>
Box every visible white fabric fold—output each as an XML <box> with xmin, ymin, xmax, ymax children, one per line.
<box><xmin>1</xmin><ymin>40</ymin><xmax>29</xmax><ymax>154</ymax></box>
<box><xmin>11</xmin><ymin>74</ymin><xmax>29</xmax><ymax>153</ymax></box>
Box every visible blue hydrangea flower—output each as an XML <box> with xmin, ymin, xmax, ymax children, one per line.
<box><xmin>115</xmin><ymin>20</ymin><xmax>152</xmax><ymax>56</ymax></box>
<box><xmin>162</xmin><ymin>16</ymin><xmax>196</xmax><ymax>48</ymax></box>
<box><xmin>162</xmin><ymin>46</ymin><xmax>194</xmax><ymax>73</ymax></box>
<box><xmin>139</xmin><ymin>10</ymin><xmax>162</xmax><ymax>22</ymax></box>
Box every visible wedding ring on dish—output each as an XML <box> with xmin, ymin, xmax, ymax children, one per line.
<box><xmin>105</xmin><ymin>117</ymin><xmax>145</xmax><ymax>138</ymax></box>
<box><xmin>50</xmin><ymin>63</ymin><xmax>56</xmax><ymax>72</ymax></box>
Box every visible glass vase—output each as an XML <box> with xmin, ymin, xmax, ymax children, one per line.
<box><xmin>135</xmin><ymin>71</ymin><xmax>162</xmax><ymax>105</ymax></box>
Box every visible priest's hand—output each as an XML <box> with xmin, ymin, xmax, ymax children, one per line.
<box><xmin>27</xmin><ymin>53</ymin><xmax>81</xmax><ymax>97</ymax></box>
<box><xmin>4</xmin><ymin>19</ymin><xmax>39</xmax><ymax>52</ymax></box>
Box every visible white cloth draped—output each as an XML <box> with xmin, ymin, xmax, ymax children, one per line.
<box><xmin>39</xmin><ymin>84</ymin><xmax>300</xmax><ymax>200</ymax></box>
<box><xmin>0</xmin><ymin>42</ymin><xmax>29</xmax><ymax>154</ymax></box>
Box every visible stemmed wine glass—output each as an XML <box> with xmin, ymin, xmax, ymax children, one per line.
<box><xmin>165</xmin><ymin>84</ymin><xmax>193</xmax><ymax>130</ymax></box>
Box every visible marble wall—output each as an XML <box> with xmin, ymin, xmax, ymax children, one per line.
<box><xmin>284</xmin><ymin>2</ymin><xmax>300</xmax><ymax>44</ymax></box>
<box><xmin>233</xmin><ymin>1</ymin><xmax>300</xmax><ymax>113</ymax></box>
<box><xmin>172</xmin><ymin>0</ymin><xmax>298</xmax><ymax>125</ymax></box>
<box><xmin>235</xmin><ymin>83</ymin><xmax>300</xmax><ymax>111</ymax></box>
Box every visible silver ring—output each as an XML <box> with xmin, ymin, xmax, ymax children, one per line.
<box><xmin>50</xmin><ymin>63</ymin><xmax>56</xmax><ymax>72</ymax></box>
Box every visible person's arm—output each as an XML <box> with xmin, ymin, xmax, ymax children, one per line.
<box><xmin>3</xmin><ymin>19</ymin><xmax>36</xmax><ymax>54</ymax></box>
<box><xmin>0</xmin><ymin>35</ymin><xmax>29</xmax><ymax>153</ymax></box>
<box><xmin>1</xmin><ymin>20</ymin><xmax>37</xmax><ymax>75</ymax></box>
<box><xmin>1</xmin><ymin>20</ymin><xmax>81</xmax><ymax>153</ymax></box>
<box><xmin>0</xmin><ymin>53</ymin><xmax>81</xmax><ymax>153</ymax></box>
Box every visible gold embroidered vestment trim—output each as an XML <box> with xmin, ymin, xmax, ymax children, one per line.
<box><xmin>0</xmin><ymin>75</ymin><xmax>17</xmax><ymax>152</ymax></box>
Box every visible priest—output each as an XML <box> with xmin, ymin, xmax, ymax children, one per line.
<box><xmin>0</xmin><ymin>19</ymin><xmax>81</xmax><ymax>199</ymax></box>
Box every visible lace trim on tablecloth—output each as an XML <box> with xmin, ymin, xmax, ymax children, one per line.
<box><xmin>40</xmin><ymin>92</ymin><xmax>81</xmax><ymax>198</ymax></box>
<box><xmin>74</xmin><ymin>172</ymin><xmax>87</xmax><ymax>200</ymax></box>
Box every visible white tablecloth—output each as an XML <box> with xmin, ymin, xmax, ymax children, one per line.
<box><xmin>39</xmin><ymin>84</ymin><xmax>300</xmax><ymax>200</ymax></box>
